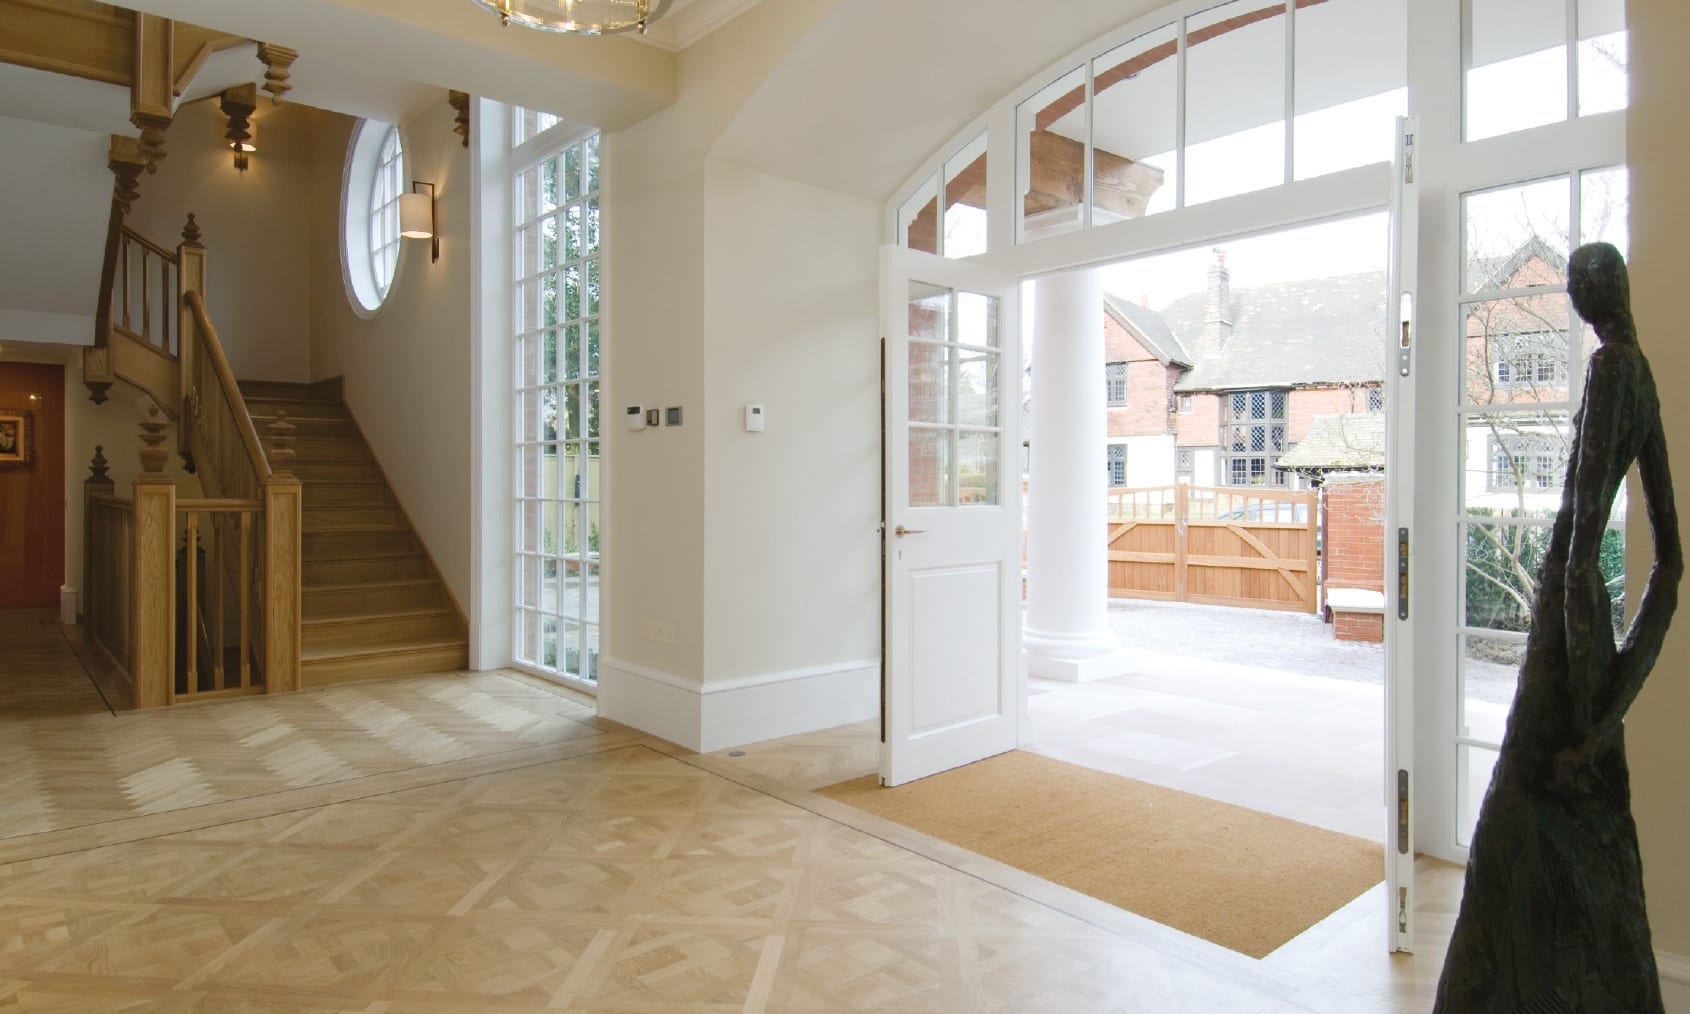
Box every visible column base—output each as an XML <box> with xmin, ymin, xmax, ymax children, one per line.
<box><xmin>1025</xmin><ymin>647</ymin><xmax>1140</xmax><ymax>683</ymax></box>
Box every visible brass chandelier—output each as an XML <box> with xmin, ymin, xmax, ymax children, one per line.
<box><xmin>470</xmin><ymin>0</ymin><xmax>672</xmax><ymax>34</ymax></box>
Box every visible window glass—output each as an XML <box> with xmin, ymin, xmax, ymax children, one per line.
<box><xmin>1294</xmin><ymin>0</ymin><xmax>1407</xmax><ymax>180</ymax></box>
<box><xmin>1106</xmin><ymin>363</ymin><xmax>1129</xmax><ymax>406</ymax></box>
<box><xmin>1092</xmin><ymin>24</ymin><xmax>1179</xmax><ymax>222</ymax></box>
<box><xmin>1462</xmin><ymin>176</ymin><xmax>1570</xmax><ymax>295</ymax></box>
<box><xmin>1107</xmin><ymin>444</ymin><xmax>1128</xmax><ymax>486</ymax></box>
<box><xmin>1577</xmin><ymin>0</ymin><xmax>1627</xmax><ymax>116</ymax></box>
<box><xmin>1221</xmin><ymin>388</ymin><xmax>1288</xmax><ymax>487</ymax></box>
<box><xmin>1018</xmin><ymin>67</ymin><xmax>1086</xmax><ymax>241</ymax></box>
<box><xmin>1466</xmin><ymin>0</ymin><xmax>1569</xmax><ymax>142</ymax></box>
<box><xmin>900</xmin><ymin>173</ymin><xmax>940</xmax><ymax>255</ymax></box>
<box><xmin>514</xmin><ymin>106</ymin><xmax>561</xmax><ymax>145</ymax></box>
<box><xmin>1185</xmin><ymin>0</ymin><xmax>1286</xmax><ymax>206</ymax></box>
<box><xmin>515</xmin><ymin>132</ymin><xmax>603</xmax><ymax>685</ymax></box>
<box><xmin>944</xmin><ymin>133</ymin><xmax>990</xmax><ymax>259</ymax></box>
<box><xmin>369</xmin><ymin>127</ymin><xmax>404</xmax><ymax>301</ymax></box>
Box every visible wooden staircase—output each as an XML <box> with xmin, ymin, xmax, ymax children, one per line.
<box><xmin>239</xmin><ymin>381</ymin><xmax>468</xmax><ymax>686</ymax></box>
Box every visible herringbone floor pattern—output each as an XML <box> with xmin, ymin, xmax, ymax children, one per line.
<box><xmin>0</xmin><ymin>611</ymin><xmax>1459</xmax><ymax>1011</ymax></box>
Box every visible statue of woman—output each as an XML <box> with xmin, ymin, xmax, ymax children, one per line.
<box><xmin>1435</xmin><ymin>242</ymin><xmax>1682</xmax><ymax>1012</ymax></box>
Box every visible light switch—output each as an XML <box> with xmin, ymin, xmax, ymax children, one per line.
<box><xmin>745</xmin><ymin>404</ymin><xmax>765</xmax><ymax>432</ymax></box>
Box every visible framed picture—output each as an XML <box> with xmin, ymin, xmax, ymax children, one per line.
<box><xmin>0</xmin><ymin>410</ymin><xmax>31</xmax><ymax>466</ymax></box>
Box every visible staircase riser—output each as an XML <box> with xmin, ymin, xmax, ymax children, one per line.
<box><xmin>302</xmin><ymin>644</ymin><xmax>468</xmax><ymax>687</ymax></box>
<box><xmin>304</xmin><ymin>613</ymin><xmax>465</xmax><ymax>652</ymax></box>
<box><xmin>304</xmin><ymin>584</ymin><xmax>448</xmax><ymax>619</ymax></box>
<box><xmin>304</xmin><ymin>531</ymin><xmax>417</xmax><ymax>558</ymax></box>
<box><xmin>239</xmin><ymin>381</ymin><xmax>339</xmax><ymax>401</ymax></box>
<box><xmin>302</xmin><ymin>485</ymin><xmax>392</xmax><ymax>508</ymax></box>
<box><xmin>245</xmin><ymin>400</ymin><xmax>351</xmax><ymax>421</ymax></box>
<box><xmin>292</xmin><ymin>463</ymin><xmax>382</xmax><ymax>483</ymax></box>
<box><xmin>304</xmin><ymin>557</ymin><xmax>432</xmax><ymax>585</ymax></box>
<box><xmin>292</xmin><ymin>439</ymin><xmax>368</xmax><ymax>462</ymax></box>
<box><xmin>304</xmin><ymin>508</ymin><xmax>401</xmax><ymax>531</ymax></box>
<box><xmin>249</xmin><ymin>416</ymin><xmax>356</xmax><ymax>440</ymax></box>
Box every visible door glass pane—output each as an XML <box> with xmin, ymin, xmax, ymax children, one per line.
<box><xmin>1294</xmin><ymin>0</ymin><xmax>1407</xmax><ymax>180</ymax></box>
<box><xmin>1462</xmin><ymin>299</ymin><xmax>1572</xmax><ymax>407</ymax></box>
<box><xmin>561</xmin><ymin>617</ymin><xmax>581</xmax><ymax>675</ymax></box>
<box><xmin>956</xmin><ymin>350</ymin><xmax>1000</xmax><ymax>428</ymax></box>
<box><xmin>584</xmin><ymin>561</ymin><xmax>600</xmax><ymax>624</ymax></box>
<box><xmin>1460</xmin><ymin>633</ymin><xmax>1524</xmax><ymax>746</ymax></box>
<box><xmin>944</xmin><ymin>133</ymin><xmax>990</xmax><ymax>259</ymax></box>
<box><xmin>1463</xmin><ymin>176</ymin><xmax>1570</xmax><ymax>294</ymax></box>
<box><xmin>909</xmin><ymin>344</ymin><xmax>950</xmax><ymax>425</ymax></box>
<box><xmin>957</xmin><ymin>431</ymin><xmax>1000</xmax><ymax>506</ymax></box>
<box><xmin>1458</xmin><ymin>743</ymin><xmax>1501</xmax><ymax>848</ymax></box>
<box><xmin>1018</xmin><ymin>66</ymin><xmax>1086</xmax><ymax>241</ymax></box>
<box><xmin>956</xmin><ymin>291</ymin><xmax>999</xmax><ymax>348</ymax></box>
<box><xmin>1577</xmin><ymin>0</ymin><xmax>1627</xmax><ymax>115</ymax></box>
<box><xmin>900</xmin><ymin>173</ymin><xmax>940</xmax><ymax>255</ymax></box>
<box><xmin>1092</xmin><ymin>24</ymin><xmax>1179</xmax><ymax>221</ymax></box>
<box><xmin>908</xmin><ymin>282</ymin><xmax>950</xmax><ymax>340</ymax></box>
<box><xmin>560</xmin><ymin>557</ymin><xmax>583</xmax><ymax>619</ymax></box>
<box><xmin>1463</xmin><ymin>520</ymin><xmax>1553</xmax><ymax>630</ymax></box>
<box><xmin>1185</xmin><ymin>0</ymin><xmax>1286</xmax><ymax>206</ymax></box>
<box><xmin>910</xmin><ymin>428</ymin><xmax>952</xmax><ymax>508</ymax></box>
<box><xmin>1579</xmin><ymin>167</ymin><xmax>1629</xmax><ymax>255</ymax></box>
<box><xmin>1466</xmin><ymin>0</ymin><xmax>1569</xmax><ymax>142</ymax></box>
<box><xmin>1462</xmin><ymin>410</ymin><xmax>1571</xmax><ymax>515</ymax></box>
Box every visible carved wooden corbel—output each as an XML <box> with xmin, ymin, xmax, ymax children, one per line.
<box><xmin>448</xmin><ymin>90</ymin><xmax>470</xmax><ymax>148</ymax></box>
<box><xmin>108</xmin><ymin>135</ymin><xmax>147</xmax><ymax>214</ymax></box>
<box><xmin>256</xmin><ymin>42</ymin><xmax>298</xmax><ymax>104</ymax></box>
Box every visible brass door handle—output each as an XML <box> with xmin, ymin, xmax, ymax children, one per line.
<box><xmin>894</xmin><ymin>525</ymin><xmax>927</xmax><ymax>537</ymax></box>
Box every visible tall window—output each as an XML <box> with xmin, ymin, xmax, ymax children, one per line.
<box><xmin>515</xmin><ymin>127</ymin><xmax>602</xmax><ymax>685</ymax></box>
<box><xmin>369</xmin><ymin>127</ymin><xmax>404</xmax><ymax>301</ymax></box>
<box><xmin>1107</xmin><ymin>443</ymin><xmax>1127</xmax><ymax>486</ymax></box>
<box><xmin>1487</xmin><ymin>431</ymin><xmax>1564</xmax><ymax>492</ymax></box>
<box><xmin>1222</xmin><ymin>389</ymin><xmax>1287</xmax><ymax>486</ymax></box>
<box><xmin>1106</xmin><ymin>362</ymin><xmax>1128</xmax><ymax>406</ymax></box>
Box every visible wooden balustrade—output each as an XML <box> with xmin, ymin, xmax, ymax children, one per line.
<box><xmin>111</xmin><ymin>225</ymin><xmax>180</xmax><ymax>355</ymax></box>
<box><xmin>175</xmin><ymin>499</ymin><xmax>265</xmax><ymax>701</ymax></box>
<box><xmin>79</xmin><ymin>214</ymin><xmax>304</xmax><ymax>706</ymax></box>
<box><xmin>85</xmin><ymin>494</ymin><xmax>134</xmax><ymax>673</ymax></box>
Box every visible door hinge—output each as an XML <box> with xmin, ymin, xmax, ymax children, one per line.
<box><xmin>1401</xmin><ymin>129</ymin><xmax>1416</xmax><ymax>184</ymax></box>
<box><xmin>1398</xmin><ymin>886</ymin><xmax>1409</xmax><ymax>935</ymax></box>
<box><xmin>1397</xmin><ymin>768</ymin><xmax>1410</xmax><ymax>855</ymax></box>
<box><xmin>1397</xmin><ymin>528</ymin><xmax>1410</xmax><ymax>621</ymax></box>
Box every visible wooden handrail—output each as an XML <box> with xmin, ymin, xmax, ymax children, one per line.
<box><xmin>120</xmin><ymin>225</ymin><xmax>179</xmax><ymax>264</ymax></box>
<box><xmin>91</xmin><ymin>494</ymin><xmax>134</xmax><ymax>508</ymax></box>
<box><xmin>184</xmin><ymin>289</ymin><xmax>273</xmax><ymax>484</ymax></box>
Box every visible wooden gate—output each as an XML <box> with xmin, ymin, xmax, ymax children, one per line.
<box><xmin>1106</xmin><ymin>484</ymin><xmax>1319</xmax><ymax>613</ymax></box>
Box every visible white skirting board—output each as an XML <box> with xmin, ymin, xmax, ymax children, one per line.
<box><xmin>597</xmin><ymin>656</ymin><xmax>879</xmax><ymax>753</ymax></box>
<box><xmin>1662</xmin><ymin>951</ymin><xmax>1690</xmax><ymax>1013</ymax></box>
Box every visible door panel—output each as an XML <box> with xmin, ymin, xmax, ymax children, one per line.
<box><xmin>0</xmin><ymin>362</ymin><xmax>65</xmax><ymax>610</ymax></box>
<box><xmin>882</xmin><ymin>246</ymin><xmax>1021</xmax><ymax>787</ymax></box>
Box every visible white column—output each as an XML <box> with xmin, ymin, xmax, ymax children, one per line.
<box><xmin>1024</xmin><ymin>268</ymin><xmax>1136</xmax><ymax>681</ymax></box>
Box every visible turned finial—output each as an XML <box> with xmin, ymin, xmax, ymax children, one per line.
<box><xmin>266</xmin><ymin>410</ymin><xmax>297</xmax><ymax>476</ymax></box>
<box><xmin>88</xmin><ymin>445</ymin><xmax>110</xmax><ymax>482</ymax></box>
<box><xmin>181</xmin><ymin>213</ymin><xmax>202</xmax><ymax>247</ymax></box>
<box><xmin>137</xmin><ymin>407</ymin><xmax>169</xmax><ymax>475</ymax></box>
<box><xmin>256</xmin><ymin>43</ymin><xmax>299</xmax><ymax>105</ymax></box>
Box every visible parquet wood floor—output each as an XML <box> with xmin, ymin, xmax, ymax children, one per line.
<box><xmin>0</xmin><ymin>614</ymin><xmax>1461</xmax><ymax>1011</ymax></box>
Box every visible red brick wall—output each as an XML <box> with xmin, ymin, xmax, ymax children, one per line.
<box><xmin>1104</xmin><ymin>315</ymin><xmax>1179</xmax><ymax>437</ymax></box>
<box><xmin>1335</xmin><ymin>612</ymin><xmax>1384</xmax><ymax>642</ymax></box>
<box><xmin>1324</xmin><ymin>477</ymin><xmax>1386</xmax><ymax>593</ymax></box>
<box><xmin>1175</xmin><ymin>392</ymin><xmax>1219</xmax><ymax>446</ymax></box>
<box><xmin>1288</xmin><ymin>386</ymin><xmax>1366</xmax><ymax>443</ymax></box>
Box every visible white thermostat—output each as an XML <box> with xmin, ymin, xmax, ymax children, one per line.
<box><xmin>625</xmin><ymin>405</ymin><xmax>646</xmax><ymax>431</ymax></box>
<box><xmin>745</xmin><ymin>404</ymin><xmax>765</xmax><ymax>432</ymax></box>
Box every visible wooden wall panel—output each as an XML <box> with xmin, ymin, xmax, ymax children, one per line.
<box><xmin>0</xmin><ymin>362</ymin><xmax>66</xmax><ymax>609</ymax></box>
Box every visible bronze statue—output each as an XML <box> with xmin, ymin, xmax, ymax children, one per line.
<box><xmin>1435</xmin><ymin>243</ymin><xmax>1682</xmax><ymax>1012</ymax></box>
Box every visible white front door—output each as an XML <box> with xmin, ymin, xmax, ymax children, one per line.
<box><xmin>881</xmin><ymin>245</ymin><xmax>1022</xmax><ymax>787</ymax></box>
<box><xmin>1384</xmin><ymin>115</ymin><xmax>1420</xmax><ymax>953</ymax></box>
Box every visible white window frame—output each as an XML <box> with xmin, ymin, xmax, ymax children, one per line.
<box><xmin>1107</xmin><ymin>442</ymin><xmax>1128</xmax><ymax>486</ymax></box>
<box><xmin>340</xmin><ymin>120</ymin><xmax>406</xmax><ymax>317</ymax></box>
<box><xmin>1106</xmin><ymin>362</ymin><xmax>1129</xmax><ymax>406</ymax></box>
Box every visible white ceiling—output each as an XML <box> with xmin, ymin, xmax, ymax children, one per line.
<box><xmin>712</xmin><ymin>0</ymin><xmax>1175</xmax><ymax>202</ymax></box>
<box><xmin>639</xmin><ymin>0</ymin><xmax>766</xmax><ymax>51</ymax></box>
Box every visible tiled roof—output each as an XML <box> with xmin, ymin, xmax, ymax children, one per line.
<box><xmin>1276</xmin><ymin>413</ymin><xmax>1387</xmax><ymax>471</ymax></box>
<box><xmin>1165</xmin><ymin>270</ymin><xmax>1389</xmax><ymax>391</ymax></box>
<box><xmin>1102</xmin><ymin>294</ymin><xmax>1193</xmax><ymax>367</ymax></box>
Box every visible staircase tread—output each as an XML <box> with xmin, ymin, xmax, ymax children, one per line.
<box><xmin>305</xmin><ymin>523</ymin><xmax>408</xmax><ymax>533</ymax></box>
<box><xmin>304</xmin><ymin>578</ymin><xmax>438</xmax><ymax>593</ymax></box>
<box><xmin>301</xmin><ymin>636</ymin><xmax>468</xmax><ymax>663</ymax></box>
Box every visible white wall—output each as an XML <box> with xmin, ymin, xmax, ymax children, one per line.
<box><xmin>125</xmin><ymin>97</ymin><xmax>314</xmax><ymax>383</ymax></box>
<box><xmin>1627</xmin><ymin>0</ymin><xmax>1690</xmax><ymax>969</ymax></box>
<box><xmin>1121</xmin><ymin>435</ymin><xmax>1176</xmax><ymax>488</ymax></box>
<box><xmin>0</xmin><ymin>116</ymin><xmax>112</xmax><ymax>347</ymax></box>
<box><xmin>700</xmin><ymin>159</ymin><xmax>881</xmax><ymax>685</ymax></box>
<box><xmin>307</xmin><ymin>100</ymin><xmax>473</xmax><ymax>607</ymax></box>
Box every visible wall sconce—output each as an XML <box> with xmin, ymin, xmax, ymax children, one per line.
<box><xmin>220</xmin><ymin>84</ymin><xmax>258</xmax><ymax>174</ymax></box>
<box><xmin>399</xmin><ymin>181</ymin><xmax>438</xmax><ymax>263</ymax></box>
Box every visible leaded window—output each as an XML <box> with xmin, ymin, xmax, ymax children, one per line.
<box><xmin>1107</xmin><ymin>444</ymin><xmax>1127</xmax><ymax>487</ymax></box>
<box><xmin>1221</xmin><ymin>389</ymin><xmax>1287</xmax><ymax>487</ymax></box>
<box><xmin>1106</xmin><ymin>363</ymin><xmax>1128</xmax><ymax>406</ymax></box>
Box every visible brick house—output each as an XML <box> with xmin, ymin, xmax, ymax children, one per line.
<box><xmin>1103</xmin><ymin>251</ymin><xmax>1386</xmax><ymax>489</ymax></box>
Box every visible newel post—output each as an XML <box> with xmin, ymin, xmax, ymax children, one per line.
<box><xmin>262</xmin><ymin>413</ymin><xmax>302</xmax><ymax>694</ymax></box>
<box><xmin>82</xmin><ymin>446</ymin><xmax>115</xmax><ymax>628</ymax></box>
<box><xmin>131</xmin><ymin>409</ymin><xmax>175</xmax><ymax>709</ymax></box>
<box><xmin>177</xmin><ymin>214</ymin><xmax>205</xmax><ymax>464</ymax></box>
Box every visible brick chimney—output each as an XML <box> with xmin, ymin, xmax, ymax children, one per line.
<box><xmin>1199</xmin><ymin>247</ymin><xmax>1233</xmax><ymax>361</ymax></box>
